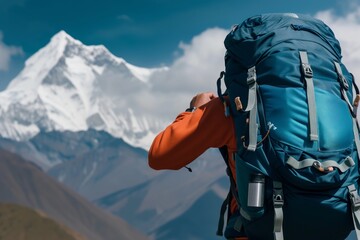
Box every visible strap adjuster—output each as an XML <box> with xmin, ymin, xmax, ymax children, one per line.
<box><xmin>273</xmin><ymin>182</ymin><xmax>284</xmax><ymax>207</ymax></box>
<box><xmin>339</xmin><ymin>76</ymin><xmax>350</xmax><ymax>90</ymax></box>
<box><xmin>247</xmin><ymin>66</ymin><xmax>257</xmax><ymax>85</ymax></box>
<box><xmin>349</xmin><ymin>185</ymin><xmax>360</xmax><ymax>209</ymax></box>
<box><xmin>273</xmin><ymin>192</ymin><xmax>284</xmax><ymax>207</ymax></box>
<box><xmin>301</xmin><ymin>63</ymin><xmax>313</xmax><ymax>78</ymax></box>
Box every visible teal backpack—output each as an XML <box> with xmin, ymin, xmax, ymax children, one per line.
<box><xmin>217</xmin><ymin>13</ymin><xmax>360</xmax><ymax>240</ymax></box>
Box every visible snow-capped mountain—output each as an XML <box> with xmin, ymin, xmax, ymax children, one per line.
<box><xmin>0</xmin><ymin>30</ymin><xmax>233</xmax><ymax>240</ymax></box>
<box><xmin>0</xmin><ymin>30</ymin><xmax>167</xmax><ymax>150</ymax></box>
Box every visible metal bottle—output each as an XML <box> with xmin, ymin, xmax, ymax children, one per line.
<box><xmin>247</xmin><ymin>173</ymin><xmax>265</xmax><ymax>207</ymax></box>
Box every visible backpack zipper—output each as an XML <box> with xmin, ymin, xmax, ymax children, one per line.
<box><xmin>290</xmin><ymin>24</ymin><xmax>340</xmax><ymax>59</ymax></box>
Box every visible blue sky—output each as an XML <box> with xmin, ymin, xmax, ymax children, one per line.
<box><xmin>0</xmin><ymin>0</ymin><xmax>356</xmax><ymax>90</ymax></box>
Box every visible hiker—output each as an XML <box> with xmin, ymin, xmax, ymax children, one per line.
<box><xmin>149</xmin><ymin>13</ymin><xmax>360</xmax><ymax>240</ymax></box>
<box><xmin>148</xmin><ymin>91</ymin><xmax>247</xmax><ymax>240</ymax></box>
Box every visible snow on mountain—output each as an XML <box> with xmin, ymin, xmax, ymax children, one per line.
<box><xmin>0</xmin><ymin>30</ymin><xmax>167</xmax><ymax>150</ymax></box>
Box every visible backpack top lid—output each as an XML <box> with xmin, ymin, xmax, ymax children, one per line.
<box><xmin>224</xmin><ymin>13</ymin><xmax>342</xmax><ymax>68</ymax></box>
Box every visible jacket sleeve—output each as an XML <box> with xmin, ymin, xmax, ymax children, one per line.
<box><xmin>148</xmin><ymin>98</ymin><xmax>236</xmax><ymax>170</ymax></box>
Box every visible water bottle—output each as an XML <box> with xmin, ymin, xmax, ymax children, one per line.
<box><xmin>247</xmin><ymin>173</ymin><xmax>265</xmax><ymax>207</ymax></box>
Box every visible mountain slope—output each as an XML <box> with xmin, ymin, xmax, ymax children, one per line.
<box><xmin>0</xmin><ymin>30</ymin><xmax>166</xmax><ymax>151</ymax></box>
<box><xmin>0</xmin><ymin>203</ymin><xmax>85</xmax><ymax>240</ymax></box>
<box><xmin>152</xmin><ymin>186</ymin><xmax>226</xmax><ymax>240</ymax></box>
<box><xmin>43</xmin><ymin>130</ymin><xmax>156</xmax><ymax>200</ymax></box>
<box><xmin>0</xmin><ymin>129</ymin><xmax>229</xmax><ymax>238</ymax></box>
<box><xmin>95</xmin><ymin>148</ymin><xmax>228</xmax><ymax>235</ymax></box>
<box><xmin>0</xmin><ymin>129</ymin><xmax>157</xmax><ymax>196</ymax></box>
<box><xmin>0</xmin><ymin>148</ymin><xmax>149</xmax><ymax>240</ymax></box>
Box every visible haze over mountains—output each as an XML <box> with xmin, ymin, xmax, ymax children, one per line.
<box><xmin>0</xmin><ymin>30</ymin><xmax>229</xmax><ymax>240</ymax></box>
<box><xmin>0</xmin><ymin>148</ymin><xmax>149</xmax><ymax>240</ymax></box>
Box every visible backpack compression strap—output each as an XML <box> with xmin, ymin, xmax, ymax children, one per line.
<box><xmin>287</xmin><ymin>155</ymin><xmax>355</xmax><ymax>173</ymax></box>
<box><xmin>351</xmin><ymin>74</ymin><xmax>360</xmax><ymax>116</ymax></box>
<box><xmin>334</xmin><ymin>62</ymin><xmax>355</xmax><ymax>117</ymax></box>
<box><xmin>348</xmin><ymin>184</ymin><xmax>360</xmax><ymax>240</ymax></box>
<box><xmin>334</xmin><ymin>62</ymin><xmax>360</xmax><ymax>167</ymax></box>
<box><xmin>244</xmin><ymin>66</ymin><xmax>258</xmax><ymax>151</ymax></box>
<box><xmin>299</xmin><ymin>51</ymin><xmax>319</xmax><ymax>142</ymax></box>
<box><xmin>273</xmin><ymin>181</ymin><xmax>284</xmax><ymax>240</ymax></box>
<box><xmin>334</xmin><ymin>62</ymin><xmax>360</xmax><ymax>240</ymax></box>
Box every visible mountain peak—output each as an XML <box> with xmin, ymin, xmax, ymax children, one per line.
<box><xmin>50</xmin><ymin>30</ymin><xmax>79</xmax><ymax>47</ymax></box>
<box><xmin>52</xmin><ymin>30</ymin><xmax>73</xmax><ymax>40</ymax></box>
<box><xmin>0</xmin><ymin>31</ymin><xmax>166</xmax><ymax>150</ymax></box>
<box><xmin>5</xmin><ymin>30</ymin><xmax>80</xmax><ymax>91</ymax></box>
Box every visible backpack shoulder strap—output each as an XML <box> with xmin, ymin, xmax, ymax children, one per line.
<box><xmin>216</xmin><ymin>146</ymin><xmax>243</xmax><ymax>236</ymax></box>
<box><xmin>216</xmin><ymin>71</ymin><xmax>230</xmax><ymax>117</ymax></box>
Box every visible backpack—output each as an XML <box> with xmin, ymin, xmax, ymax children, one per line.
<box><xmin>216</xmin><ymin>13</ymin><xmax>360</xmax><ymax>240</ymax></box>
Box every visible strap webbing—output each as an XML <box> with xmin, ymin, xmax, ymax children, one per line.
<box><xmin>244</xmin><ymin>66</ymin><xmax>257</xmax><ymax>112</ymax></box>
<box><xmin>334</xmin><ymin>62</ymin><xmax>360</xmax><ymax>164</ymax></box>
<box><xmin>348</xmin><ymin>184</ymin><xmax>360</xmax><ymax>240</ymax></box>
<box><xmin>334</xmin><ymin>62</ymin><xmax>356</xmax><ymax>118</ymax></box>
<box><xmin>351</xmin><ymin>73</ymin><xmax>360</xmax><ymax>116</ymax></box>
<box><xmin>216</xmin><ymin>71</ymin><xmax>230</xmax><ymax>117</ymax></box>
<box><xmin>217</xmin><ymin>192</ymin><xmax>230</xmax><ymax>236</ymax></box>
<box><xmin>353</xmin><ymin>118</ymin><xmax>360</xmax><ymax>161</ymax></box>
<box><xmin>217</xmin><ymin>148</ymin><xmax>243</xmax><ymax>235</ymax></box>
<box><xmin>234</xmin><ymin>217</ymin><xmax>243</xmax><ymax>232</ymax></box>
<box><xmin>248</xmin><ymin>103</ymin><xmax>258</xmax><ymax>151</ymax></box>
<box><xmin>299</xmin><ymin>51</ymin><xmax>319</xmax><ymax>141</ymax></box>
<box><xmin>239</xmin><ymin>208</ymin><xmax>253</xmax><ymax>221</ymax></box>
<box><xmin>273</xmin><ymin>181</ymin><xmax>284</xmax><ymax>240</ymax></box>
<box><xmin>286</xmin><ymin>156</ymin><xmax>355</xmax><ymax>173</ymax></box>
<box><xmin>246</xmin><ymin>66</ymin><xmax>258</xmax><ymax>151</ymax></box>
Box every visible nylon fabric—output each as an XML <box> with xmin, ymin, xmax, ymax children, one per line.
<box><xmin>222</xmin><ymin>13</ymin><xmax>360</xmax><ymax>240</ymax></box>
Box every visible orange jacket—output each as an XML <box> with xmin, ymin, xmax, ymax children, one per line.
<box><xmin>148</xmin><ymin>97</ymin><xmax>238</xmax><ymax>214</ymax></box>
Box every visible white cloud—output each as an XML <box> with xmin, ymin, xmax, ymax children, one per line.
<box><xmin>144</xmin><ymin>27</ymin><xmax>228</xmax><ymax>120</ymax></box>
<box><xmin>117</xmin><ymin>8</ymin><xmax>360</xmax><ymax>129</ymax></box>
<box><xmin>315</xmin><ymin>7</ymin><xmax>360</xmax><ymax>81</ymax></box>
<box><xmin>0</xmin><ymin>31</ymin><xmax>23</xmax><ymax>71</ymax></box>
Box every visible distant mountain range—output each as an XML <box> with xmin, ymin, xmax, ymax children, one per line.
<box><xmin>0</xmin><ymin>30</ymin><xmax>230</xmax><ymax>240</ymax></box>
<box><xmin>0</xmin><ymin>148</ymin><xmax>149</xmax><ymax>240</ymax></box>
<box><xmin>0</xmin><ymin>129</ymin><xmax>228</xmax><ymax>239</ymax></box>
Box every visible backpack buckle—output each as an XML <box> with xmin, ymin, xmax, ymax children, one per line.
<box><xmin>339</xmin><ymin>76</ymin><xmax>349</xmax><ymax>91</ymax></box>
<box><xmin>273</xmin><ymin>181</ymin><xmax>284</xmax><ymax>207</ymax></box>
<box><xmin>301</xmin><ymin>63</ymin><xmax>313</xmax><ymax>78</ymax></box>
<box><xmin>273</xmin><ymin>193</ymin><xmax>284</xmax><ymax>207</ymax></box>
<box><xmin>348</xmin><ymin>184</ymin><xmax>360</xmax><ymax>209</ymax></box>
<box><xmin>334</xmin><ymin>61</ymin><xmax>350</xmax><ymax>91</ymax></box>
<box><xmin>247</xmin><ymin>66</ymin><xmax>257</xmax><ymax>85</ymax></box>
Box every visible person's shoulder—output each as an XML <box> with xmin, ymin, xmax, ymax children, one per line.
<box><xmin>203</xmin><ymin>97</ymin><xmax>230</xmax><ymax>116</ymax></box>
<box><xmin>200</xmin><ymin>97</ymin><xmax>233</xmax><ymax>125</ymax></box>
<box><xmin>202</xmin><ymin>97</ymin><xmax>224</xmax><ymax>110</ymax></box>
